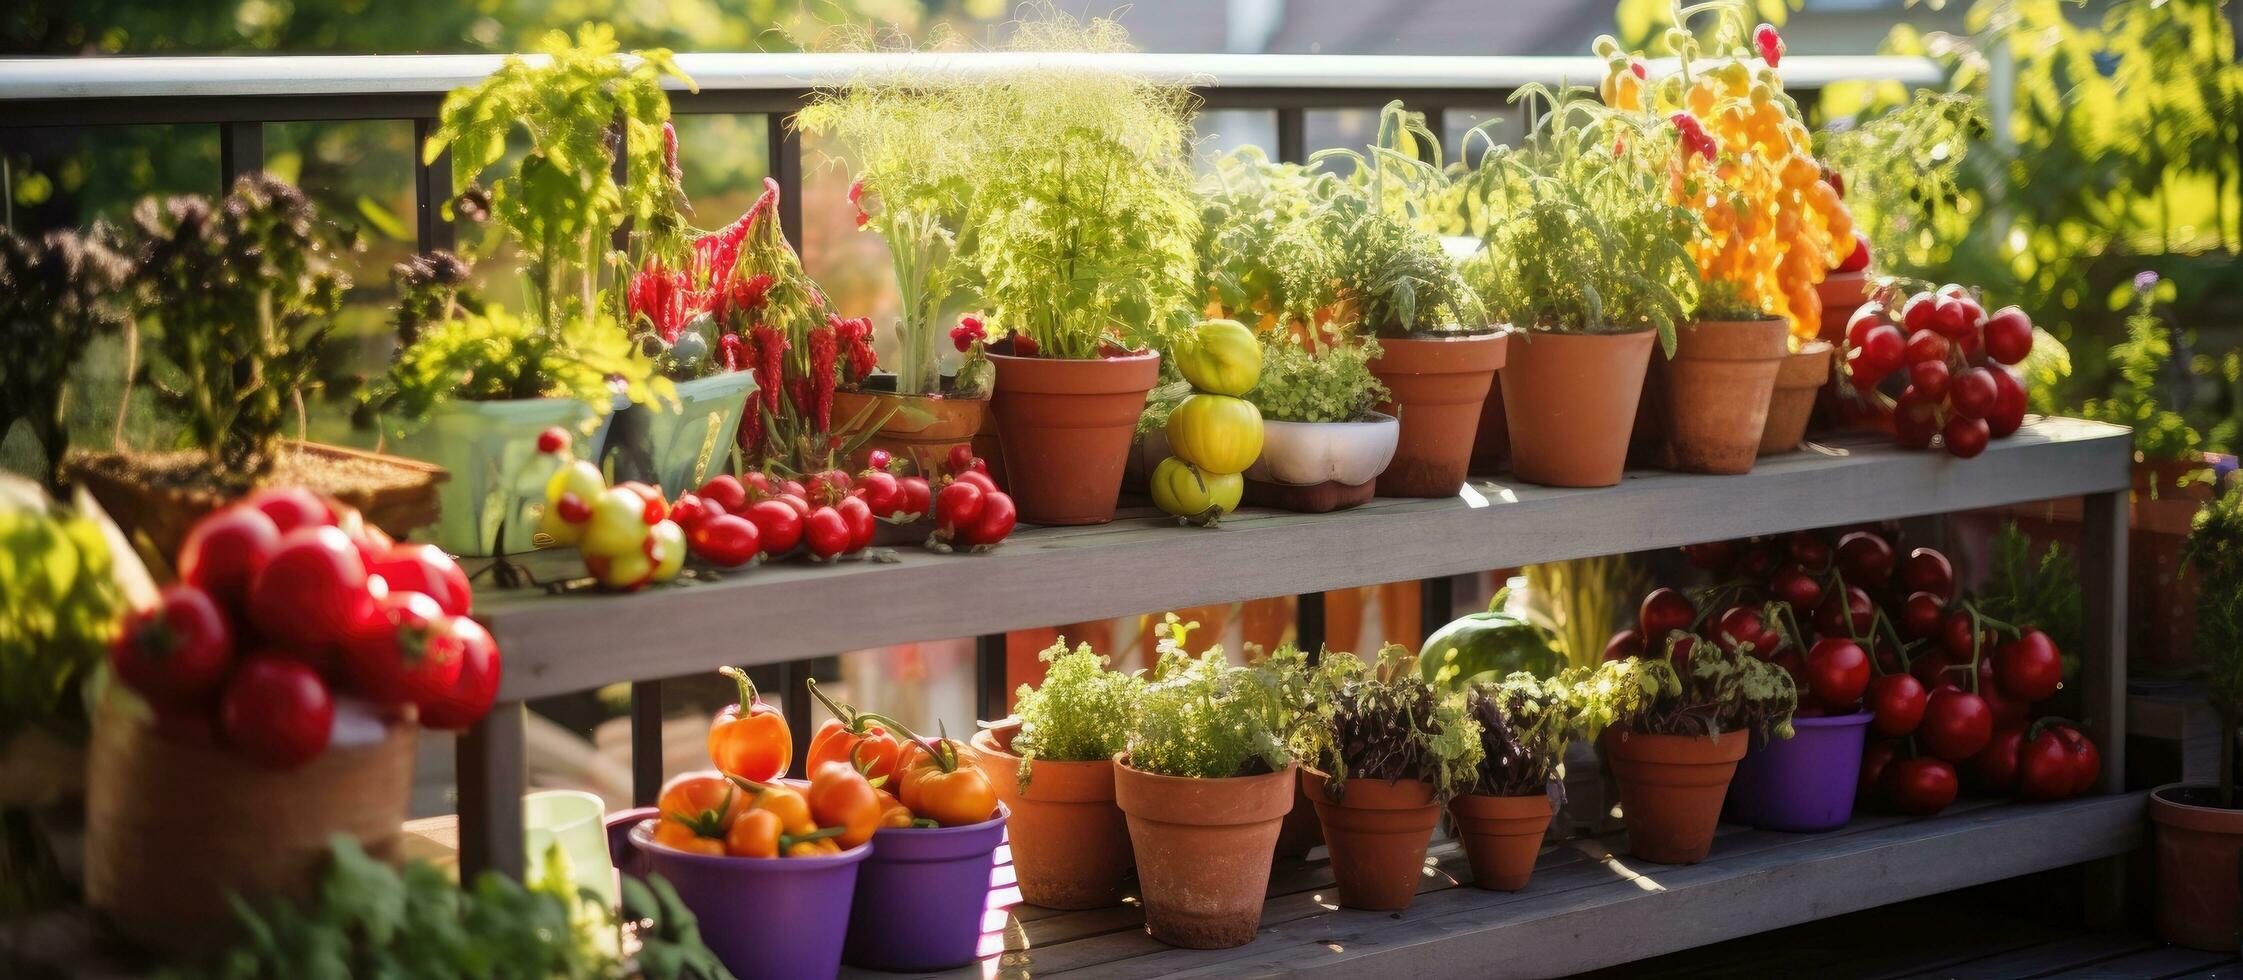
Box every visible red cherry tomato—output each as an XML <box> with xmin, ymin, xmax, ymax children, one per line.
<box><xmin>368</xmin><ymin>543</ymin><xmax>474</xmax><ymax>617</ymax></box>
<box><xmin>699</xmin><ymin>475</ymin><xmax>749</xmax><ymax>513</ymax></box>
<box><xmin>1974</xmin><ymin>658</ymin><xmax>2031</xmax><ymax>727</ymax></box>
<box><xmin>220</xmin><ymin>655</ymin><xmax>335</xmax><ymax>769</ymax></box>
<box><xmin>1603</xmin><ymin>628</ymin><xmax>1645</xmax><ymax>662</ymax></box>
<box><xmin>1900</xmin><ymin>591</ymin><xmax>1946</xmax><ymax>639</ymax></box>
<box><xmin>1869</xmin><ymin>673</ymin><xmax>1928</xmax><ymax>737</ymax></box>
<box><xmin>1973</xmin><ymin>725</ymin><xmax>2026</xmax><ymax>792</ymax></box>
<box><xmin>856</xmin><ymin>471</ymin><xmax>901</xmax><ymax>518</ymax></box>
<box><xmin>1884</xmin><ymin>756</ymin><xmax>1958</xmax><ymax>815</ymax></box>
<box><xmin>1900</xmin><ymin>293</ymin><xmax>1940</xmax><ymax>335</ymax></box>
<box><xmin>1950</xmin><ymin>368</ymin><xmax>1998</xmax><ymax>421</ymax></box>
<box><xmin>244</xmin><ymin>487</ymin><xmax>334</xmax><ymax>533</ymax></box>
<box><xmin>418</xmin><ymin>617</ymin><xmax>501</xmax><ymax>731</ymax></box>
<box><xmin>248</xmin><ymin>526</ymin><xmax>378</xmax><ymax>662</ymax></box>
<box><xmin>669</xmin><ymin>492</ymin><xmax>714</xmax><ymax>531</ymax></box>
<box><xmin>745</xmin><ymin>499</ymin><xmax>804</xmax><ymax>556</ymax></box>
<box><xmin>1639</xmin><ymin>587</ymin><xmax>1698</xmax><ymax>641</ymax></box>
<box><xmin>1932</xmin><ymin>295</ymin><xmax>1982</xmax><ymax>339</ymax></box>
<box><xmin>689</xmin><ymin>513</ymin><xmax>762</xmax><ymax>567</ymax></box>
<box><xmin>179</xmin><ymin>504</ymin><xmax>281</xmax><ymax>613</ymax></box>
<box><xmin>1893</xmin><ymin>386</ymin><xmax>1940</xmax><ymax>449</ymax></box>
<box><xmin>1786</xmin><ymin>532</ymin><xmax>1832</xmax><ymax>570</ymax></box>
<box><xmin>1983</xmin><ymin>306</ymin><xmax>2033</xmax><ymax>365</ymax></box>
<box><xmin>803</xmin><ymin>507</ymin><xmax>850</xmax><ymax>559</ymax></box>
<box><xmin>1859</xmin><ymin>738</ymin><xmax>1901</xmax><ymax>806</ymax></box>
<box><xmin>1713</xmin><ymin>605</ymin><xmax>1774</xmax><ymax>657</ymax></box>
<box><xmin>896</xmin><ymin>476</ymin><xmax>933</xmax><ymax>519</ymax></box>
<box><xmin>1987</xmin><ymin>366</ymin><xmax>2027</xmax><ymax>438</ymax></box>
<box><xmin>1835</xmin><ymin>531</ymin><xmax>1894</xmax><ymax>588</ymax></box>
<box><xmin>1919</xmin><ymin>688</ymin><xmax>1994</xmax><ymax>761</ymax></box>
<box><xmin>945</xmin><ymin>443</ymin><xmax>975</xmax><ymax>476</ymax></box>
<box><xmin>344</xmin><ymin>591</ymin><xmax>467</xmax><ymax>709</ymax></box>
<box><xmin>934</xmin><ymin>481</ymin><xmax>985</xmax><ymax>533</ymax></box>
<box><xmin>1911</xmin><ymin>649</ymin><xmax>1963</xmax><ymax>692</ymax></box>
<box><xmin>961</xmin><ymin>490</ymin><xmax>1017</xmax><ymax>546</ymax></box>
<box><xmin>1897</xmin><ymin>548</ymin><xmax>1954</xmax><ymax>602</ymax></box>
<box><xmin>1770</xmin><ymin>565</ymin><xmax>1823</xmax><ymax>611</ymax></box>
<box><xmin>1814</xmin><ymin>585</ymin><xmax>1874</xmax><ymax>639</ymax></box>
<box><xmin>1994</xmin><ymin>629</ymin><xmax>2063</xmax><ymax>702</ymax></box>
<box><xmin>1681</xmin><ymin>539</ymin><xmax>1737</xmax><ymax>572</ymax></box>
<box><xmin>1835</xmin><ymin>229</ymin><xmax>1871</xmax><ymax>273</ymax></box>
<box><xmin>1805</xmin><ymin>637</ymin><xmax>1871</xmax><ymax>711</ymax></box>
<box><xmin>954</xmin><ymin>470</ymin><xmax>999</xmax><ymax>496</ymax></box>
<box><xmin>111</xmin><ymin>585</ymin><xmax>235</xmax><ymax>707</ymax></box>
<box><xmin>836</xmin><ymin>496</ymin><xmax>875</xmax><ymax>552</ymax></box>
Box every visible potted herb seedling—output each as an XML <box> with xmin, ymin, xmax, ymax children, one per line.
<box><xmin>1461</xmin><ymin>86</ymin><xmax>1700</xmax><ymax>488</ymax></box>
<box><xmin>1595</xmin><ymin>17</ymin><xmax>1850</xmax><ymax>472</ymax></box>
<box><xmin>1</xmin><ymin>225</ymin><xmax>131</xmax><ymax>494</ymax></box>
<box><xmin>1117</xmin><ymin>616</ymin><xmax>1308</xmax><ymax>949</ymax></box>
<box><xmin>1321</xmin><ymin>102</ymin><xmax>1506</xmax><ymax>498</ymax></box>
<box><xmin>964</xmin><ymin>10</ymin><xmax>1200</xmax><ymax>525</ymax></box>
<box><xmin>66</xmin><ymin>175</ymin><xmax>446</xmax><ymax>558</ymax></box>
<box><xmin>962</xmin><ymin>637</ymin><xmax>1144</xmax><ymax>909</ymax></box>
<box><xmin>1241</xmin><ymin>333</ymin><xmax>1398</xmax><ymax>512</ymax></box>
<box><xmin>799</xmin><ymin>45</ymin><xmax>996</xmax><ymax>477</ymax></box>
<box><xmin>2152</xmin><ymin>482</ymin><xmax>2243</xmax><ymax>950</ymax></box>
<box><xmin>1293</xmin><ymin>644</ymin><xmax>1482</xmax><ymax>911</ymax></box>
<box><xmin>1580</xmin><ymin>629</ymin><xmax>1796</xmax><ymax>864</ymax></box>
<box><xmin>380</xmin><ymin>27</ymin><xmax>680</xmax><ymax>555</ymax></box>
<box><xmin>1450</xmin><ymin>671</ymin><xmax>1582</xmax><ymax>891</ymax></box>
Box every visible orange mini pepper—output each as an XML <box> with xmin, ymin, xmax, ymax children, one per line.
<box><xmin>724</xmin><ymin>805</ymin><xmax>845</xmax><ymax>858</ymax></box>
<box><xmin>805</xmin><ymin>678</ymin><xmax>904</xmax><ymax>784</ymax></box>
<box><xmin>710</xmin><ymin>666</ymin><xmax>791</xmax><ymax>783</ymax></box>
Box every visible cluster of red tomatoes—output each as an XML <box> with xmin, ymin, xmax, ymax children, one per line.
<box><xmin>1841</xmin><ymin>284</ymin><xmax>2034</xmax><ymax>458</ymax></box>
<box><xmin>110</xmin><ymin>488</ymin><xmax>499</xmax><ymax>769</ymax></box>
<box><xmin>667</xmin><ymin>444</ymin><xmax>1016</xmax><ymax>570</ymax></box>
<box><xmin>1643</xmin><ymin>526</ymin><xmax>2098</xmax><ymax>816</ymax></box>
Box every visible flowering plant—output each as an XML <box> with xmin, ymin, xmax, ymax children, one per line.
<box><xmin>1595</xmin><ymin>5</ymin><xmax>1854</xmax><ymax>339</ymax></box>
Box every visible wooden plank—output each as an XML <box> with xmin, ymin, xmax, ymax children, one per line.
<box><xmin>480</xmin><ymin>419</ymin><xmax>2130</xmax><ymax>701</ymax></box>
<box><xmin>1043</xmin><ymin>794</ymin><xmax>2143</xmax><ymax>978</ymax></box>
<box><xmin>2040</xmin><ymin>943</ymin><xmax>2238</xmax><ymax>978</ymax></box>
<box><xmin>1885</xmin><ymin>935</ymin><xmax>2162</xmax><ymax>979</ymax></box>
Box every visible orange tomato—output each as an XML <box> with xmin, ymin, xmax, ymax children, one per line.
<box><xmin>897</xmin><ymin>739</ymin><xmax>1001</xmax><ymax>827</ymax></box>
<box><xmin>807</xmin><ymin>761</ymin><xmax>884</xmax><ymax>848</ymax></box>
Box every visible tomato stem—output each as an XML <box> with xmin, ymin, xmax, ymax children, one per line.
<box><xmin>719</xmin><ymin>665</ymin><xmax>759</xmax><ymax>708</ymax></box>
<box><xmin>853</xmin><ymin>710</ymin><xmax>957</xmax><ymax>772</ymax></box>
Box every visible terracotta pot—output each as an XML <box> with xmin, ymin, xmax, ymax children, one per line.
<box><xmin>1449</xmin><ymin>792</ymin><xmax>1554</xmax><ymax>891</ymax></box>
<box><xmin>987</xmin><ymin>343</ymin><xmax>1160</xmax><ymax>525</ymax></box>
<box><xmin>1271</xmin><ymin>771</ymin><xmax>1325</xmax><ymax>859</ymax></box>
<box><xmin>963</xmin><ymin>726</ymin><xmax>1132</xmax><ymax>910</ymax></box>
<box><xmin>1815</xmin><ymin>272</ymin><xmax>1871</xmax><ymax>344</ymax></box>
<box><xmin>831</xmin><ymin>384</ymin><xmax>990</xmax><ymax>479</ymax></box>
<box><xmin>84</xmin><ymin>695</ymin><xmax>416</xmax><ymax>950</ymax></box>
<box><xmin>972</xmin><ymin>409</ymin><xmax>1006</xmax><ymax>493</ymax></box>
<box><xmin>1114</xmin><ymin>756</ymin><xmax>1296</xmax><ymax>949</ymax></box>
<box><xmin>1658</xmin><ymin>317</ymin><xmax>1790</xmax><ymax>475</ymax></box>
<box><xmin>1603</xmin><ymin>730</ymin><xmax>1748</xmax><ymax>865</ymax></box>
<box><xmin>1301</xmin><ymin>769</ymin><xmax>1440</xmax><ymax>911</ymax></box>
<box><xmin>67</xmin><ymin>441</ymin><xmax>446</xmax><ymax>561</ymax></box>
<box><xmin>2152</xmin><ymin>783</ymin><xmax>2243</xmax><ymax>950</ymax></box>
<box><xmin>1757</xmin><ymin>341</ymin><xmax>1835</xmax><ymax>456</ymax></box>
<box><xmin>1369</xmin><ymin>331</ymin><xmax>1508</xmax><ymax>497</ymax></box>
<box><xmin>1501</xmin><ymin>330</ymin><xmax>1657</xmax><ymax>488</ymax></box>
<box><xmin>1470</xmin><ymin>375</ymin><xmax>1510</xmax><ymax>473</ymax></box>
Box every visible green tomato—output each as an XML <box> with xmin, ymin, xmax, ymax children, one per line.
<box><xmin>1165</xmin><ymin>393</ymin><xmax>1264</xmax><ymax>475</ymax></box>
<box><xmin>581</xmin><ymin>486</ymin><xmax>652</xmax><ymax>558</ymax></box>
<box><xmin>1173</xmin><ymin>318</ymin><xmax>1263</xmax><ymax>397</ymax></box>
<box><xmin>1150</xmin><ymin>456</ymin><xmax>1243</xmax><ymax>524</ymax></box>
<box><xmin>649</xmin><ymin>519</ymin><xmax>686</xmax><ymax>583</ymax></box>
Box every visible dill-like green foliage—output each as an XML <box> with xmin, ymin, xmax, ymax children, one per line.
<box><xmin>1010</xmin><ymin>638</ymin><xmax>1145</xmax><ymax>788</ymax></box>
<box><xmin>1245</xmin><ymin>333</ymin><xmax>1389</xmax><ymax>425</ymax></box>
<box><xmin>1193</xmin><ymin>147</ymin><xmax>1349</xmax><ymax>329</ymax></box>
<box><xmin>1126</xmin><ymin>616</ymin><xmax>1309</xmax><ymax>780</ymax></box>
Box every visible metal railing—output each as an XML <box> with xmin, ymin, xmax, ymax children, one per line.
<box><xmin>0</xmin><ymin>50</ymin><xmax>1944</xmax><ymax>877</ymax></box>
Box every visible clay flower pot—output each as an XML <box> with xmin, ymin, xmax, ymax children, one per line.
<box><xmin>1368</xmin><ymin>330</ymin><xmax>1508</xmax><ymax>497</ymax></box>
<box><xmin>1815</xmin><ymin>272</ymin><xmax>1871</xmax><ymax>344</ymax></box>
<box><xmin>1301</xmin><ymin>769</ymin><xmax>1441</xmax><ymax>911</ymax></box>
<box><xmin>2151</xmin><ymin>783</ymin><xmax>2243</xmax><ymax>950</ymax></box>
<box><xmin>1448</xmin><ymin>791</ymin><xmax>1555</xmax><ymax>891</ymax></box>
<box><xmin>963</xmin><ymin>726</ymin><xmax>1133</xmax><ymax>910</ymax></box>
<box><xmin>1242</xmin><ymin>414</ymin><xmax>1399</xmax><ymax>513</ymax></box>
<box><xmin>1114</xmin><ymin>756</ymin><xmax>1297</xmax><ymax>949</ymax></box>
<box><xmin>1757</xmin><ymin>341</ymin><xmax>1834</xmax><ymax>457</ymax></box>
<box><xmin>1470</xmin><ymin>375</ymin><xmax>1509</xmax><ymax>473</ymax></box>
<box><xmin>988</xmin><ymin>342</ymin><xmax>1160</xmax><ymax>525</ymax></box>
<box><xmin>831</xmin><ymin>380</ymin><xmax>990</xmax><ymax>478</ymax></box>
<box><xmin>1500</xmin><ymin>330</ymin><xmax>1657</xmax><ymax>488</ymax></box>
<box><xmin>1603</xmin><ymin>730</ymin><xmax>1748</xmax><ymax>865</ymax></box>
<box><xmin>1658</xmin><ymin>317</ymin><xmax>1790</xmax><ymax>475</ymax></box>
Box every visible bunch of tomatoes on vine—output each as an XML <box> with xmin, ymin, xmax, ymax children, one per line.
<box><xmin>1610</xmin><ymin>524</ymin><xmax>2099</xmax><ymax>817</ymax></box>
<box><xmin>1839</xmin><ymin>283</ymin><xmax>2036</xmax><ymax>459</ymax></box>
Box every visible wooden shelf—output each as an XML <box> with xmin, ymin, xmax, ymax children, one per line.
<box><xmin>884</xmin><ymin>792</ymin><xmax>2147</xmax><ymax>979</ymax></box>
<box><xmin>475</xmin><ymin>418</ymin><xmax>2130</xmax><ymax>702</ymax></box>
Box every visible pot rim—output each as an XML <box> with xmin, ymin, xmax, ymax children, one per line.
<box><xmin>1260</xmin><ymin>412</ymin><xmax>1399</xmax><ymax>430</ymax></box>
<box><xmin>628</xmin><ymin>819</ymin><xmax>874</xmax><ymax>869</ymax></box>
<box><xmin>1374</xmin><ymin>325</ymin><xmax>1514</xmax><ymax>343</ymax></box>
<box><xmin>985</xmin><ymin>340</ymin><xmax>1158</xmax><ymax>364</ymax></box>
<box><xmin>967</xmin><ymin>728</ymin><xmax>1116</xmax><ymax>773</ymax></box>
<box><xmin>869</xmin><ymin>801</ymin><xmax>1010</xmax><ymax>839</ymax></box>
<box><xmin>1113</xmin><ymin>753</ymin><xmax>1296</xmax><ymax>788</ymax></box>
<box><xmin>1514</xmin><ymin>324</ymin><xmax>1656</xmax><ymax>340</ymax></box>
<box><xmin>1301</xmin><ymin>766</ymin><xmax>1439</xmax><ymax>809</ymax></box>
<box><xmin>2151</xmin><ymin>782</ymin><xmax>2243</xmax><ymax>818</ymax></box>
<box><xmin>1787</xmin><ymin>710</ymin><xmax>1874</xmax><ymax>729</ymax></box>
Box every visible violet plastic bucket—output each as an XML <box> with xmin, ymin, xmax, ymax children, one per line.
<box><xmin>626</xmin><ymin>820</ymin><xmax>870</xmax><ymax>980</ymax></box>
<box><xmin>1725</xmin><ymin>711</ymin><xmax>1874</xmax><ymax>832</ymax></box>
<box><xmin>842</xmin><ymin>805</ymin><xmax>1009</xmax><ymax>971</ymax></box>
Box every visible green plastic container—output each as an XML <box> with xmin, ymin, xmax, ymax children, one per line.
<box><xmin>389</xmin><ymin>395</ymin><xmax>603</xmax><ymax>556</ymax></box>
<box><xmin>595</xmin><ymin>370</ymin><xmax>757</xmax><ymax>497</ymax></box>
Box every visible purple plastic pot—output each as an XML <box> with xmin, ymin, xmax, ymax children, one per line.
<box><xmin>842</xmin><ymin>805</ymin><xmax>1009</xmax><ymax>972</ymax></box>
<box><xmin>1724</xmin><ymin>711</ymin><xmax>1874</xmax><ymax>832</ymax></box>
<box><xmin>626</xmin><ymin>820</ymin><xmax>871</xmax><ymax>980</ymax></box>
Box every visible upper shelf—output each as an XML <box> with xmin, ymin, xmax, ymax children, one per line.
<box><xmin>477</xmin><ymin>417</ymin><xmax>2130</xmax><ymax>701</ymax></box>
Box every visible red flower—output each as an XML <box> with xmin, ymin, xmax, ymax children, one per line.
<box><xmin>627</xmin><ymin>262</ymin><xmax>691</xmax><ymax>342</ymax></box>
<box><xmin>855</xmin><ymin>210</ymin><xmax>871</xmax><ymax>229</ymax></box>
<box><xmin>949</xmin><ymin>314</ymin><xmax>986</xmax><ymax>353</ymax></box>
<box><xmin>661</xmin><ymin>121</ymin><xmax>682</xmax><ymax>183</ymax></box>
<box><xmin>1012</xmin><ymin>334</ymin><xmax>1040</xmax><ymax>357</ymax></box>
<box><xmin>1754</xmin><ymin>23</ymin><xmax>1785</xmax><ymax>67</ymax></box>
<box><xmin>1629</xmin><ymin>58</ymin><xmax>1647</xmax><ymax>79</ymax></box>
<box><xmin>829</xmin><ymin>314</ymin><xmax>878</xmax><ymax>381</ymax></box>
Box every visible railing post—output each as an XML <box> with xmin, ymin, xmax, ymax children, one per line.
<box><xmin>456</xmin><ymin>700</ymin><xmax>526</xmax><ymax>880</ymax></box>
<box><xmin>413</xmin><ymin>119</ymin><xmax>456</xmax><ymax>254</ymax></box>
<box><xmin>1419</xmin><ymin>575</ymin><xmax>1454</xmax><ymax>648</ymax></box>
<box><xmin>218</xmin><ymin>120</ymin><xmax>262</xmax><ymax>187</ymax></box>
<box><xmin>630</xmin><ymin>680</ymin><xmax>664</xmax><ymax>806</ymax></box>
<box><xmin>1296</xmin><ymin>591</ymin><xmax>1325</xmax><ymax>662</ymax></box>
<box><xmin>767</xmin><ymin>111</ymin><xmax>803</xmax><ymax>251</ymax></box>
<box><xmin>1275</xmin><ymin>107</ymin><xmax>1306</xmax><ymax>165</ymax></box>
<box><xmin>976</xmin><ymin>633</ymin><xmax>1008</xmax><ymax>721</ymax></box>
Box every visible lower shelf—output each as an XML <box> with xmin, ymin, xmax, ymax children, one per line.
<box><xmin>902</xmin><ymin>792</ymin><xmax>2147</xmax><ymax>979</ymax></box>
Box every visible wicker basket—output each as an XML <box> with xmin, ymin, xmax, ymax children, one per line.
<box><xmin>83</xmin><ymin>696</ymin><xmax>417</xmax><ymax>951</ymax></box>
<box><xmin>66</xmin><ymin>441</ymin><xmax>446</xmax><ymax>562</ymax></box>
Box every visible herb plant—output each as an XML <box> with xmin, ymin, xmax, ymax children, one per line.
<box><xmin>961</xmin><ymin>7</ymin><xmax>1201</xmax><ymax>360</ymax></box>
<box><xmin>1194</xmin><ymin>147</ymin><xmax>1349</xmax><ymax>331</ymax></box>
<box><xmin>1462</xmin><ymin>671</ymin><xmax>1584</xmax><ymax>798</ymax></box>
<box><xmin>2077</xmin><ymin>273</ymin><xmax>2201</xmax><ymax>461</ymax></box>
<box><xmin>1293</xmin><ymin>644</ymin><xmax>1483</xmax><ymax>803</ymax></box>
<box><xmin>1010</xmin><ymin>638</ymin><xmax>1145</xmax><ymax>787</ymax></box>
<box><xmin>1126</xmin><ymin>616</ymin><xmax>1308</xmax><ymax>780</ymax></box>
<box><xmin>1575</xmin><ymin>630</ymin><xmax>1796</xmax><ymax>741</ymax></box>
<box><xmin>129</xmin><ymin>174</ymin><xmax>351</xmax><ymax>481</ymax></box>
<box><xmin>1318</xmin><ymin>103</ymin><xmax>1488</xmax><ymax>338</ymax></box>
<box><xmin>1458</xmin><ymin>87</ymin><xmax>1701</xmax><ymax>356</ymax></box>
<box><xmin>0</xmin><ymin>477</ymin><xmax>123</xmax><ymax>740</ymax></box>
<box><xmin>0</xmin><ymin>225</ymin><xmax>133</xmax><ymax>490</ymax></box>
<box><xmin>1244</xmin><ymin>333</ymin><xmax>1388</xmax><ymax>424</ymax></box>
<box><xmin>2189</xmin><ymin>482</ymin><xmax>2243</xmax><ymax>808</ymax></box>
<box><xmin>798</xmin><ymin>31</ymin><xmax>993</xmax><ymax>397</ymax></box>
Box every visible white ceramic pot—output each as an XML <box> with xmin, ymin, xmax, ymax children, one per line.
<box><xmin>1245</xmin><ymin>414</ymin><xmax>1400</xmax><ymax>487</ymax></box>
